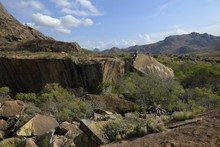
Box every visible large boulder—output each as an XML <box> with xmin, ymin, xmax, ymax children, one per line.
<box><xmin>0</xmin><ymin>100</ymin><xmax>25</xmax><ymax>118</ymax></box>
<box><xmin>56</xmin><ymin>121</ymin><xmax>81</xmax><ymax>136</ymax></box>
<box><xmin>128</xmin><ymin>53</ymin><xmax>174</xmax><ymax>78</ymax></box>
<box><xmin>16</xmin><ymin>114</ymin><xmax>59</xmax><ymax>137</ymax></box>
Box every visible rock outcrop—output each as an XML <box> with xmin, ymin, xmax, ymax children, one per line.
<box><xmin>15</xmin><ymin>39</ymin><xmax>81</xmax><ymax>53</ymax></box>
<box><xmin>126</xmin><ymin>53</ymin><xmax>174</xmax><ymax>78</ymax></box>
<box><xmin>16</xmin><ymin>114</ymin><xmax>59</xmax><ymax>137</ymax></box>
<box><xmin>0</xmin><ymin>2</ymin><xmax>53</xmax><ymax>50</ymax></box>
<box><xmin>0</xmin><ymin>56</ymin><xmax>124</xmax><ymax>95</ymax></box>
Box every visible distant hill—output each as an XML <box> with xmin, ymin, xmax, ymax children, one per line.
<box><xmin>0</xmin><ymin>2</ymin><xmax>53</xmax><ymax>50</ymax></box>
<box><xmin>103</xmin><ymin>32</ymin><xmax>220</xmax><ymax>55</ymax></box>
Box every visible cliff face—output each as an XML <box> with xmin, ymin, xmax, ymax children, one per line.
<box><xmin>0</xmin><ymin>57</ymin><xmax>124</xmax><ymax>95</ymax></box>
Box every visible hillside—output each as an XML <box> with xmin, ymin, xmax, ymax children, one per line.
<box><xmin>0</xmin><ymin>2</ymin><xmax>53</xmax><ymax>50</ymax></box>
<box><xmin>104</xmin><ymin>32</ymin><xmax>220</xmax><ymax>55</ymax></box>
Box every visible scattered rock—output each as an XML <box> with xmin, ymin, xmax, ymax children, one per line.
<box><xmin>52</xmin><ymin>135</ymin><xmax>65</xmax><ymax>147</ymax></box>
<box><xmin>0</xmin><ymin>100</ymin><xmax>25</xmax><ymax>118</ymax></box>
<box><xmin>0</xmin><ymin>137</ymin><xmax>25</xmax><ymax>147</ymax></box>
<box><xmin>36</xmin><ymin>129</ymin><xmax>55</xmax><ymax>147</ymax></box>
<box><xmin>16</xmin><ymin>114</ymin><xmax>59</xmax><ymax>137</ymax></box>
<box><xmin>0</xmin><ymin>119</ymin><xmax>8</xmax><ymax>130</ymax></box>
<box><xmin>56</xmin><ymin>121</ymin><xmax>81</xmax><ymax>136</ymax></box>
<box><xmin>0</xmin><ymin>130</ymin><xmax>5</xmax><ymax>140</ymax></box>
<box><xmin>23</xmin><ymin>138</ymin><xmax>38</xmax><ymax>147</ymax></box>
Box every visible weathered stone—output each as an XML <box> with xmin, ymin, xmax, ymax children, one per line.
<box><xmin>36</xmin><ymin>129</ymin><xmax>55</xmax><ymax>147</ymax></box>
<box><xmin>79</xmin><ymin>119</ymin><xmax>109</xmax><ymax>146</ymax></box>
<box><xmin>0</xmin><ymin>100</ymin><xmax>25</xmax><ymax>118</ymax></box>
<box><xmin>0</xmin><ymin>137</ymin><xmax>25</xmax><ymax>147</ymax></box>
<box><xmin>52</xmin><ymin>135</ymin><xmax>65</xmax><ymax>147</ymax></box>
<box><xmin>62</xmin><ymin>139</ymin><xmax>75</xmax><ymax>147</ymax></box>
<box><xmin>16</xmin><ymin>114</ymin><xmax>59</xmax><ymax>137</ymax></box>
<box><xmin>56</xmin><ymin>121</ymin><xmax>81</xmax><ymax>136</ymax></box>
<box><xmin>23</xmin><ymin>138</ymin><xmax>38</xmax><ymax>147</ymax></box>
<box><xmin>0</xmin><ymin>119</ymin><xmax>8</xmax><ymax>130</ymax></box>
<box><xmin>128</xmin><ymin>53</ymin><xmax>174</xmax><ymax>78</ymax></box>
<box><xmin>0</xmin><ymin>130</ymin><xmax>5</xmax><ymax>140</ymax></box>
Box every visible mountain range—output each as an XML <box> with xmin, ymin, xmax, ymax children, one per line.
<box><xmin>104</xmin><ymin>32</ymin><xmax>220</xmax><ymax>56</ymax></box>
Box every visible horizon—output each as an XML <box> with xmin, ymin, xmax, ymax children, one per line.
<box><xmin>1</xmin><ymin>0</ymin><xmax>220</xmax><ymax>50</ymax></box>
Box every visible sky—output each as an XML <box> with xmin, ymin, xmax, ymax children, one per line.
<box><xmin>1</xmin><ymin>0</ymin><xmax>220</xmax><ymax>50</ymax></box>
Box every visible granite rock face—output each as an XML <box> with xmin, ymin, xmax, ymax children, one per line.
<box><xmin>0</xmin><ymin>56</ymin><xmax>124</xmax><ymax>95</ymax></box>
<box><xmin>127</xmin><ymin>53</ymin><xmax>174</xmax><ymax>78</ymax></box>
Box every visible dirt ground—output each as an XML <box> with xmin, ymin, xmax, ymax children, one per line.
<box><xmin>104</xmin><ymin>106</ymin><xmax>220</xmax><ymax>147</ymax></box>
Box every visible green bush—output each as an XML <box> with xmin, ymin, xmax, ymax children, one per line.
<box><xmin>102</xmin><ymin>116</ymin><xmax>167</xmax><ymax>142</ymax></box>
<box><xmin>0</xmin><ymin>87</ymin><xmax>9</xmax><ymax>94</ymax></box>
<box><xmin>16</xmin><ymin>93</ymin><xmax>40</xmax><ymax>104</ymax></box>
<box><xmin>114</xmin><ymin>72</ymin><xmax>185</xmax><ymax>112</ymax></box>
<box><xmin>172</xmin><ymin>111</ymin><xmax>196</xmax><ymax>121</ymax></box>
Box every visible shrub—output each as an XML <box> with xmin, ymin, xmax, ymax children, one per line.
<box><xmin>0</xmin><ymin>87</ymin><xmax>9</xmax><ymax>94</ymax></box>
<box><xmin>16</xmin><ymin>93</ymin><xmax>40</xmax><ymax>104</ymax></box>
<box><xmin>97</xmin><ymin>81</ymin><xmax>113</xmax><ymax>94</ymax></box>
<box><xmin>172</xmin><ymin>111</ymin><xmax>196</xmax><ymax>121</ymax></box>
<box><xmin>114</xmin><ymin>72</ymin><xmax>185</xmax><ymax>112</ymax></box>
<box><xmin>25</xmin><ymin>103</ymin><xmax>42</xmax><ymax>115</ymax></box>
<box><xmin>102</xmin><ymin>117</ymin><xmax>167</xmax><ymax>142</ymax></box>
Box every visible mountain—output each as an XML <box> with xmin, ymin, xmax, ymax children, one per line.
<box><xmin>0</xmin><ymin>2</ymin><xmax>53</xmax><ymax>50</ymax></box>
<box><xmin>104</xmin><ymin>32</ymin><xmax>220</xmax><ymax>55</ymax></box>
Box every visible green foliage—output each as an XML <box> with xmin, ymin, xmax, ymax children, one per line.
<box><xmin>97</xmin><ymin>81</ymin><xmax>113</xmax><ymax>94</ymax></box>
<box><xmin>25</xmin><ymin>103</ymin><xmax>42</xmax><ymax>115</ymax></box>
<box><xmin>158</xmin><ymin>55</ymin><xmax>220</xmax><ymax>96</ymax></box>
<box><xmin>172</xmin><ymin>111</ymin><xmax>196</xmax><ymax>121</ymax></box>
<box><xmin>16</xmin><ymin>93</ymin><xmax>39</xmax><ymax>104</ymax></box>
<box><xmin>38</xmin><ymin>84</ymin><xmax>93</xmax><ymax>122</ymax></box>
<box><xmin>102</xmin><ymin>118</ymin><xmax>147</xmax><ymax>141</ymax></box>
<box><xmin>183</xmin><ymin>88</ymin><xmax>220</xmax><ymax>108</ymax></box>
<box><xmin>0</xmin><ymin>87</ymin><xmax>9</xmax><ymax>94</ymax></box>
<box><xmin>115</xmin><ymin>73</ymin><xmax>185</xmax><ymax>112</ymax></box>
<box><xmin>102</xmin><ymin>116</ymin><xmax>167</xmax><ymax>142</ymax></box>
<box><xmin>82</xmin><ymin>48</ymin><xmax>94</xmax><ymax>55</ymax></box>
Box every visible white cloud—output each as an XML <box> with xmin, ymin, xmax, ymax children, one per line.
<box><xmin>80</xmin><ymin>39</ymin><xmax>136</xmax><ymax>50</ymax></box>
<box><xmin>21</xmin><ymin>0</ymin><xmax>44</xmax><ymax>10</ymax></box>
<box><xmin>31</xmin><ymin>13</ymin><xmax>93</xmax><ymax>33</ymax></box>
<box><xmin>139</xmin><ymin>34</ymin><xmax>155</xmax><ymax>44</ymax></box>
<box><xmin>50</xmin><ymin>0</ymin><xmax>72</xmax><ymax>7</ymax></box>
<box><xmin>77</xmin><ymin>0</ymin><xmax>98</xmax><ymax>13</ymax></box>
<box><xmin>61</xmin><ymin>7</ymin><xmax>101</xmax><ymax>16</ymax></box>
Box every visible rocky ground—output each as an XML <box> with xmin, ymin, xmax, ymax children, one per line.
<box><xmin>104</xmin><ymin>106</ymin><xmax>220</xmax><ymax>147</ymax></box>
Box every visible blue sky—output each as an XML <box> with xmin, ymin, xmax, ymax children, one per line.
<box><xmin>1</xmin><ymin>0</ymin><xmax>220</xmax><ymax>50</ymax></box>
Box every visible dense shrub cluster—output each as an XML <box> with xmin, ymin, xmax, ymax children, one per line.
<box><xmin>114</xmin><ymin>73</ymin><xmax>185</xmax><ymax>112</ymax></box>
<box><xmin>15</xmin><ymin>83</ymin><xmax>93</xmax><ymax>122</ymax></box>
<box><xmin>102</xmin><ymin>116</ymin><xmax>167</xmax><ymax>141</ymax></box>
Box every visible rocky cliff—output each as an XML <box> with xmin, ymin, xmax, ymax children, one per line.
<box><xmin>0</xmin><ymin>54</ymin><xmax>124</xmax><ymax>95</ymax></box>
<box><xmin>0</xmin><ymin>3</ymin><xmax>53</xmax><ymax>50</ymax></box>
